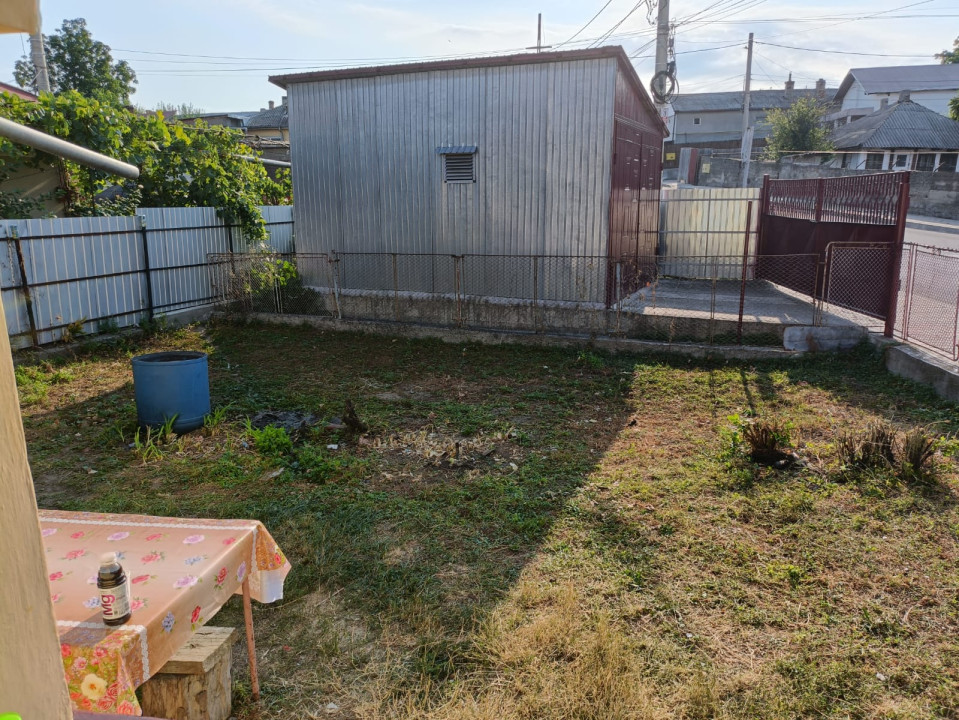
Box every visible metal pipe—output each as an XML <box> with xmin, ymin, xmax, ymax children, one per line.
<box><xmin>0</xmin><ymin>117</ymin><xmax>139</xmax><ymax>179</ymax></box>
<box><xmin>238</xmin><ymin>155</ymin><xmax>292</xmax><ymax>168</ymax></box>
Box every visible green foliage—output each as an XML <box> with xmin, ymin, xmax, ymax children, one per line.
<box><xmin>950</xmin><ymin>94</ymin><xmax>959</xmax><ymax>122</ymax></box>
<box><xmin>763</xmin><ymin>97</ymin><xmax>833</xmax><ymax>161</ymax></box>
<box><xmin>0</xmin><ymin>92</ymin><xmax>281</xmax><ymax>238</ymax></box>
<box><xmin>937</xmin><ymin>36</ymin><xmax>959</xmax><ymax>64</ymax></box>
<box><xmin>14</xmin><ymin>363</ymin><xmax>74</xmax><ymax>405</ymax></box>
<box><xmin>203</xmin><ymin>405</ymin><xmax>230</xmax><ymax>431</ymax></box>
<box><xmin>152</xmin><ymin>102</ymin><xmax>206</xmax><ymax>118</ymax></box>
<box><xmin>245</xmin><ymin>420</ymin><xmax>293</xmax><ymax>457</ymax></box>
<box><xmin>14</xmin><ymin>18</ymin><xmax>137</xmax><ymax>104</ymax></box>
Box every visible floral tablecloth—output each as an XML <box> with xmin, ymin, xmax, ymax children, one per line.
<box><xmin>40</xmin><ymin>509</ymin><xmax>291</xmax><ymax>715</ymax></box>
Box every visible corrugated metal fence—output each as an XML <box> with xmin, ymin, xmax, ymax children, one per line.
<box><xmin>659</xmin><ymin>187</ymin><xmax>761</xmax><ymax>279</ymax></box>
<box><xmin>1</xmin><ymin>206</ymin><xmax>292</xmax><ymax>348</ymax></box>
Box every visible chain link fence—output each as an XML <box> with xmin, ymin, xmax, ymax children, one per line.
<box><xmin>895</xmin><ymin>243</ymin><xmax>959</xmax><ymax>361</ymax></box>
<box><xmin>210</xmin><ymin>250</ymin><xmax>856</xmax><ymax>346</ymax></box>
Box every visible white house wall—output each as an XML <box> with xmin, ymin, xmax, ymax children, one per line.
<box><xmin>841</xmin><ymin>79</ymin><xmax>956</xmax><ymax>117</ymax></box>
<box><xmin>287</xmin><ymin>58</ymin><xmax>617</xmax><ymax>260</ymax></box>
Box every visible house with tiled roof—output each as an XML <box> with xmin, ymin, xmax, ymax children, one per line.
<box><xmin>0</xmin><ymin>80</ymin><xmax>37</xmax><ymax>101</ymax></box>
<box><xmin>246</xmin><ymin>99</ymin><xmax>288</xmax><ymax>141</ymax></box>
<box><xmin>829</xmin><ymin>94</ymin><xmax>959</xmax><ymax>172</ymax></box>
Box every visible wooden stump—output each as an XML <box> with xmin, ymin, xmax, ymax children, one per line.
<box><xmin>140</xmin><ymin>626</ymin><xmax>237</xmax><ymax>720</ymax></box>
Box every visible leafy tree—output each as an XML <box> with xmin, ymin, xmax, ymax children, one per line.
<box><xmin>0</xmin><ymin>92</ymin><xmax>290</xmax><ymax>236</ymax></box>
<box><xmin>937</xmin><ymin>36</ymin><xmax>959</xmax><ymax>64</ymax></box>
<box><xmin>763</xmin><ymin>97</ymin><xmax>833</xmax><ymax>161</ymax></box>
<box><xmin>152</xmin><ymin>102</ymin><xmax>206</xmax><ymax>118</ymax></box>
<box><xmin>14</xmin><ymin>19</ymin><xmax>136</xmax><ymax>104</ymax></box>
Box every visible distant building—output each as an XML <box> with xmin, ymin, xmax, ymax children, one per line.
<box><xmin>179</xmin><ymin>111</ymin><xmax>258</xmax><ymax>130</ymax></box>
<box><xmin>245</xmin><ymin>98</ymin><xmax>289</xmax><ymax>141</ymax></box>
<box><xmin>827</xmin><ymin>64</ymin><xmax>959</xmax><ymax>127</ymax></box>
<box><xmin>666</xmin><ymin>76</ymin><xmax>834</xmax><ymax>163</ymax></box>
<box><xmin>829</xmin><ymin>94</ymin><xmax>959</xmax><ymax>172</ymax></box>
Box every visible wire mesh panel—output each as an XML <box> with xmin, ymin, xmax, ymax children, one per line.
<box><xmin>744</xmin><ymin>254</ymin><xmax>820</xmax><ymax>326</ymax></box>
<box><xmin>822</xmin><ymin>244</ymin><xmax>894</xmax><ymax>329</ymax></box>
<box><xmin>900</xmin><ymin>246</ymin><xmax>959</xmax><ymax>360</ymax></box>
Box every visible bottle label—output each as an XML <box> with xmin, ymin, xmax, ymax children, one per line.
<box><xmin>100</xmin><ymin>579</ymin><xmax>131</xmax><ymax>621</ymax></box>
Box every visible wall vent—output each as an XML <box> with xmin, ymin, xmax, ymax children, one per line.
<box><xmin>436</xmin><ymin>146</ymin><xmax>478</xmax><ymax>184</ymax></box>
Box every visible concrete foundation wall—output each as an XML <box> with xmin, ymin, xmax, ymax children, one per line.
<box><xmin>696</xmin><ymin>157</ymin><xmax>959</xmax><ymax>220</ymax></box>
<box><xmin>297</xmin><ymin>286</ymin><xmax>790</xmax><ymax>345</ymax></box>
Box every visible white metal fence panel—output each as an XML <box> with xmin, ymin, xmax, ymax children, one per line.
<box><xmin>1</xmin><ymin>206</ymin><xmax>292</xmax><ymax>348</ymax></box>
<box><xmin>659</xmin><ymin>188</ymin><xmax>760</xmax><ymax>279</ymax></box>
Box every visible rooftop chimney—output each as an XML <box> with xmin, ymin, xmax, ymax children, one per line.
<box><xmin>281</xmin><ymin>95</ymin><xmax>288</xmax><ymax>106</ymax></box>
<box><xmin>785</xmin><ymin>73</ymin><xmax>795</xmax><ymax>91</ymax></box>
<box><xmin>268</xmin><ymin>100</ymin><xmax>275</xmax><ymax>110</ymax></box>
<box><xmin>880</xmin><ymin>97</ymin><xmax>889</xmax><ymax>110</ymax></box>
<box><xmin>898</xmin><ymin>90</ymin><xmax>911</xmax><ymax>103</ymax></box>
<box><xmin>815</xmin><ymin>78</ymin><xmax>826</xmax><ymax>99</ymax></box>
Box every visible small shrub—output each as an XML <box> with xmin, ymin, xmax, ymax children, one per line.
<box><xmin>97</xmin><ymin>318</ymin><xmax>121</xmax><ymax>334</ymax></box>
<box><xmin>736</xmin><ymin>417</ymin><xmax>793</xmax><ymax>466</ymax></box>
<box><xmin>60</xmin><ymin>319</ymin><xmax>86</xmax><ymax>344</ymax></box>
<box><xmin>838</xmin><ymin>421</ymin><xmax>896</xmax><ymax>471</ymax></box>
<box><xmin>899</xmin><ymin>427</ymin><xmax>938</xmax><ymax>483</ymax></box>
<box><xmin>131</xmin><ymin>417</ymin><xmax>176</xmax><ymax>464</ymax></box>
<box><xmin>139</xmin><ymin>314</ymin><xmax>170</xmax><ymax>337</ymax></box>
<box><xmin>245</xmin><ymin>420</ymin><xmax>293</xmax><ymax>457</ymax></box>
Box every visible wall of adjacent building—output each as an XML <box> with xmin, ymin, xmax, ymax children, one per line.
<box><xmin>840</xmin><ymin>79</ymin><xmax>957</xmax><ymax>117</ymax></box>
<box><xmin>286</xmin><ymin>57</ymin><xmax>619</xmax><ymax>259</ymax></box>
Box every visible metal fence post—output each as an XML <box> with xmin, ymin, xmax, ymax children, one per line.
<box><xmin>392</xmin><ymin>252</ymin><xmax>399</xmax><ymax>322</ymax></box>
<box><xmin>138</xmin><ymin>216</ymin><xmax>155</xmax><ymax>322</ymax></box>
<box><xmin>615</xmin><ymin>260</ymin><xmax>622</xmax><ymax>334</ymax></box>
<box><xmin>331</xmin><ymin>255</ymin><xmax>342</xmax><ymax>320</ymax></box>
<box><xmin>737</xmin><ymin>200</ymin><xmax>753</xmax><ymax>344</ymax></box>
<box><xmin>532</xmin><ymin>255</ymin><xmax>539</xmax><ymax>331</ymax></box>
<box><xmin>453</xmin><ymin>255</ymin><xmax>463</xmax><ymax>327</ymax></box>
<box><xmin>884</xmin><ymin>178</ymin><xmax>910</xmax><ymax>338</ymax></box>
<box><xmin>901</xmin><ymin>244</ymin><xmax>916</xmax><ymax>342</ymax></box>
<box><xmin>9</xmin><ymin>227</ymin><xmax>39</xmax><ymax>347</ymax></box>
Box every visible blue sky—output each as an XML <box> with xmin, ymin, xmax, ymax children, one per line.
<box><xmin>0</xmin><ymin>0</ymin><xmax>955</xmax><ymax>112</ymax></box>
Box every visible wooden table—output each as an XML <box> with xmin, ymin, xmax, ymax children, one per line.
<box><xmin>40</xmin><ymin>510</ymin><xmax>291</xmax><ymax>716</ymax></box>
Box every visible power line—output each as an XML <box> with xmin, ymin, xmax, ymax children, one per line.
<box><xmin>755</xmin><ymin>40</ymin><xmax>936</xmax><ymax>58</ymax></box>
<box><xmin>589</xmin><ymin>1</ymin><xmax>652</xmax><ymax>48</ymax></box>
<box><xmin>556</xmin><ymin>0</ymin><xmax>617</xmax><ymax>47</ymax></box>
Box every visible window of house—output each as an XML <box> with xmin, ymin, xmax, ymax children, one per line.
<box><xmin>894</xmin><ymin>153</ymin><xmax>910</xmax><ymax>169</ymax></box>
<box><xmin>938</xmin><ymin>153</ymin><xmax>958</xmax><ymax>172</ymax></box>
<box><xmin>915</xmin><ymin>153</ymin><xmax>936</xmax><ymax>172</ymax></box>
<box><xmin>436</xmin><ymin>146</ymin><xmax>478</xmax><ymax>183</ymax></box>
<box><xmin>865</xmin><ymin>153</ymin><xmax>884</xmax><ymax>170</ymax></box>
<box><xmin>693</xmin><ymin>117</ymin><xmax>702</xmax><ymax>125</ymax></box>
<box><xmin>841</xmin><ymin>153</ymin><xmax>850</xmax><ymax>169</ymax></box>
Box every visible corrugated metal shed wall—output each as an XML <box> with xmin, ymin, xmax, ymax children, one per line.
<box><xmin>288</xmin><ymin>57</ymin><xmax>618</xmax><ymax>259</ymax></box>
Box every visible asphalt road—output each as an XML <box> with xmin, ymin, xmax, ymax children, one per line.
<box><xmin>905</xmin><ymin>224</ymin><xmax>959</xmax><ymax>252</ymax></box>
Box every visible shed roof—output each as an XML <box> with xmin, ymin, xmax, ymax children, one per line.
<box><xmin>270</xmin><ymin>45</ymin><xmax>664</xmax><ymax>135</ymax></box>
<box><xmin>0</xmin><ymin>80</ymin><xmax>36</xmax><ymax>101</ymax></box>
<box><xmin>831</xmin><ymin>99</ymin><xmax>959</xmax><ymax>150</ymax></box>
<box><xmin>671</xmin><ymin>87</ymin><xmax>833</xmax><ymax>113</ymax></box>
<box><xmin>836</xmin><ymin>64</ymin><xmax>959</xmax><ymax>100</ymax></box>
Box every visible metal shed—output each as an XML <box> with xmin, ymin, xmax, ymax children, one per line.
<box><xmin>271</xmin><ymin>46</ymin><xmax>666</xmax><ymax>303</ymax></box>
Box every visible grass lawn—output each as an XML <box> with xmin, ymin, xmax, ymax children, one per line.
<box><xmin>16</xmin><ymin>321</ymin><xmax>959</xmax><ymax>719</ymax></box>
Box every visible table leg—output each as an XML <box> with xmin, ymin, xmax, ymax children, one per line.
<box><xmin>242</xmin><ymin>575</ymin><xmax>260</xmax><ymax>701</ymax></box>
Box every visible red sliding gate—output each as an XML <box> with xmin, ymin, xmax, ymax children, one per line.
<box><xmin>756</xmin><ymin>172</ymin><xmax>910</xmax><ymax>335</ymax></box>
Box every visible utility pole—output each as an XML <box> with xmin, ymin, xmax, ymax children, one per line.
<box><xmin>527</xmin><ymin>13</ymin><xmax>552</xmax><ymax>53</ymax></box>
<box><xmin>739</xmin><ymin>32</ymin><xmax>754</xmax><ymax>188</ymax></box>
<box><xmin>653</xmin><ymin>0</ymin><xmax>670</xmax><ymax>111</ymax></box>
<box><xmin>29</xmin><ymin>32</ymin><xmax>51</xmax><ymax>93</ymax></box>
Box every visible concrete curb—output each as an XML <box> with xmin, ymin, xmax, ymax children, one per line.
<box><xmin>882</xmin><ymin>342</ymin><xmax>959</xmax><ymax>403</ymax></box>
<box><xmin>906</xmin><ymin>219</ymin><xmax>959</xmax><ymax>236</ymax></box>
<box><xmin>242</xmin><ymin>312</ymin><xmax>806</xmax><ymax>361</ymax></box>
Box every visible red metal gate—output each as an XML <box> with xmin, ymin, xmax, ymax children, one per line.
<box><xmin>757</xmin><ymin>172</ymin><xmax>910</xmax><ymax>335</ymax></box>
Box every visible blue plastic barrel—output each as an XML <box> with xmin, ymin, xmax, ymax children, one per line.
<box><xmin>131</xmin><ymin>351</ymin><xmax>211</xmax><ymax>433</ymax></box>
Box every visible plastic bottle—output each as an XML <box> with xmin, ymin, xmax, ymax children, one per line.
<box><xmin>98</xmin><ymin>551</ymin><xmax>132</xmax><ymax>626</ymax></box>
